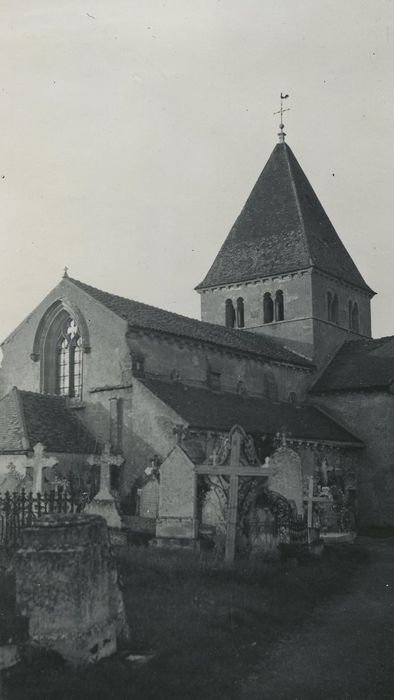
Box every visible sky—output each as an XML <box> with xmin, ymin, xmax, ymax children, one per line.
<box><xmin>1</xmin><ymin>0</ymin><xmax>394</xmax><ymax>342</ymax></box>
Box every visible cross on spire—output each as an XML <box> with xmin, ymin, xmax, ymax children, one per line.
<box><xmin>273</xmin><ymin>92</ymin><xmax>290</xmax><ymax>142</ymax></box>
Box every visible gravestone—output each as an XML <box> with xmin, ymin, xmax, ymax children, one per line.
<box><xmin>14</xmin><ymin>513</ymin><xmax>129</xmax><ymax>667</ymax></box>
<box><xmin>138</xmin><ymin>477</ymin><xmax>159</xmax><ymax>519</ymax></box>
<box><xmin>156</xmin><ymin>445</ymin><xmax>197</xmax><ymax>541</ymax></box>
<box><xmin>0</xmin><ymin>462</ymin><xmax>23</xmax><ymax>493</ymax></box>
<box><xmin>268</xmin><ymin>446</ymin><xmax>303</xmax><ymax>515</ymax></box>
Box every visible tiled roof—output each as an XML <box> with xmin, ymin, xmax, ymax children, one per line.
<box><xmin>197</xmin><ymin>142</ymin><xmax>373</xmax><ymax>294</ymax></box>
<box><xmin>68</xmin><ymin>277</ymin><xmax>312</xmax><ymax>368</ymax></box>
<box><xmin>311</xmin><ymin>336</ymin><xmax>394</xmax><ymax>392</ymax></box>
<box><xmin>140</xmin><ymin>377</ymin><xmax>362</xmax><ymax>445</ymax></box>
<box><xmin>0</xmin><ymin>388</ymin><xmax>100</xmax><ymax>454</ymax></box>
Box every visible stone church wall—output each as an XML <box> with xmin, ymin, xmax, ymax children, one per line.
<box><xmin>127</xmin><ymin>330</ymin><xmax>311</xmax><ymax>402</ymax></box>
<box><xmin>312</xmin><ymin>391</ymin><xmax>394</xmax><ymax>528</ymax></box>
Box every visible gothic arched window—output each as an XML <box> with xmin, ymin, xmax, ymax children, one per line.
<box><xmin>351</xmin><ymin>302</ymin><xmax>359</xmax><ymax>333</ymax></box>
<box><xmin>33</xmin><ymin>302</ymin><xmax>89</xmax><ymax>401</ymax></box>
<box><xmin>275</xmin><ymin>290</ymin><xmax>284</xmax><ymax>321</ymax></box>
<box><xmin>263</xmin><ymin>293</ymin><xmax>274</xmax><ymax>324</ymax></box>
<box><xmin>225</xmin><ymin>299</ymin><xmax>235</xmax><ymax>328</ymax></box>
<box><xmin>236</xmin><ymin>297</ymin><xmax>245</xmax><ymax>328</ymax></box>
<box><xmin>55</xmin><ymin>318</ymin><xmax>83</xmax><ymax>399</ymax></box>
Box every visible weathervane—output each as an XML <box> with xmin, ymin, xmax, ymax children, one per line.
<box><xmin>274</xmin><ymin>92</ymin><xmax>290</xmax><ymax>142</ymax></box>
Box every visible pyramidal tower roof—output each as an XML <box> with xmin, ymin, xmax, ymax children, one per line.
<box><xmin>196</xmin><ymin>141</ymin><xmax>373</xmax><ymax>294</ymax></box>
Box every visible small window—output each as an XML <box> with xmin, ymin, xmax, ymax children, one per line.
<box><xmin>275</xmin><ymin>290</ymin><xmax>284</xmax><ymax>321</ymax></box>
<box><xmin>289</xmin><ymin>391</ymin><xmax>297</xmax><ymax>405</ymax></box>
<box><xmin>237</xmin><ymin>380</ymin><xmax>247</xmax><ymax>396</ymax></box>
<box><xmin>236</xmin><ymin>297</ymin><xmax>245</xmax><ymax>328</ymax></box>
<box><xmin>348</xmin><ymin>300</ymin><xmax>353</xmax><ymax>329</ymax></box>
<box><xmin>209</xmin><ymin>371</ymin><xmax>221</xmax><ymax>390</ymax></box>
<box><xmin>225</xmin><ymin>299</ymin><xmax>235</xmax><ymax>328</ymax></box>
<box><xmin>263</xmin><ymin>293</ymin><xmax>274</xmax><ymax>324</ymax></box>
<box><xmin>132</xmin><ymin>354</ymin><xmax>145</xmax><ymax>377</ymax></box>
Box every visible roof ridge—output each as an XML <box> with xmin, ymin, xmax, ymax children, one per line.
<box><xmin>283</xmin><ymin>144</ymin><xmax>311</xmax><ymax>266</ymax></box>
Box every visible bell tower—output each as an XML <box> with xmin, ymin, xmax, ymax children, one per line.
<box><xmin>196</xmin><ymin>115</ymin><xmax>374</xmax><ymax>367</ymax></box>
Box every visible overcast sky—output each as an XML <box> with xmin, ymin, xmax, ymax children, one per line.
<box><xmin>1</xmin><ymin>0</ymin><xmax>394</xmax><ymax>343</ymax></box>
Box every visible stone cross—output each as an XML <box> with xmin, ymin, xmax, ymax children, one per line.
<box><xmin>195</xmin><ymin>426</ymin><xmax>269</xmax><ymax>564</ymax></box>
<box><xmin>27</xmin><ymin>443</ymin><xmax>58</xmax><ymax>494</ymax></box>
<box><xmin>88</xmin><ymin>442</ymin><xmax>124</xmax><ymax>498</ymax></box>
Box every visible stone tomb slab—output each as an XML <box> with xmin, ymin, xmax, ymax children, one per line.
<box><xmin>156</xmin><ymin>445</ymin><xmax>197</xmax><ymax>540</ymax></box>
<box><xmin>268</xmin><ymin>446</ymin><xmax>303</xmax><ymax>516</ymax></box>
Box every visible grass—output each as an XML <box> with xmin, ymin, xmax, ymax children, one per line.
<box><xmin>4</xmin><ymin>543</ymin><xmax>370</xmax><ymax>700</ymax></box>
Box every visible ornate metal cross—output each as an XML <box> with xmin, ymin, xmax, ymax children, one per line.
<box><xmin>274</xmin><ymin>92</ymin><xmax>290</xmax><ymax>141</ymax></box>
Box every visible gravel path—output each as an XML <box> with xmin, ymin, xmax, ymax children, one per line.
<box><xmin>240</xmin><ymin>538</ymin><xmax>394</xmax><ymax>700</ymax></box>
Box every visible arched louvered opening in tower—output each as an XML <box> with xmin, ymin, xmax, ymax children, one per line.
<box><xmin>263</xmin><ymin>293</ymin><xmax>274</xmax><ymax>324</ymax></box>
<box><xmin>351</xmin><ymin>302</ymin><xmax>359</xmax><ymax>333</ymax></box>
<box><xmin>225</xmin><ymin>299</ymin><xmax>235</xmax><ymax>328</ymax></box>
<box><xmin>327</xmin><ymin>292</ymin><xmax>332</xmax><ymax>321</ymax></box>
<box><xmin>274</xmin><ymin>290</ymin><xmax>284</xmax><ymax>321</ymax></box>
<box><xmin>331</xmin><ymin>294</ymin><xmax>339</xmax><ymax>324</ymax></box>
<box><xmin>236</xmin><ymin>297</ymin><xmax>245</xmax><ymax>328</ymax></box>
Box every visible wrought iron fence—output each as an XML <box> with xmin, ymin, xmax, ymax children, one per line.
<box><xmin>289</xmin><ymin>518</ymin><xmax>308</xmax><ymax>545</ymax></box>
<box><xmin>0</xmin><ymin>488</ymin><xmax>87</xmax><ymax>549</ymax></box>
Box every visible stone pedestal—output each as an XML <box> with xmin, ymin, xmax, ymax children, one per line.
<box><xmin>14</xmin><ymin>513</ymin><xmax>129</xmax><ymax>667</ymax></box>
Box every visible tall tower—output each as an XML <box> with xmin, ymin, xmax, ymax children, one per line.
<box><xmin>196</xmin><ymin>131</ymin><xmax>374</xmax><ymax>366</ymax></box>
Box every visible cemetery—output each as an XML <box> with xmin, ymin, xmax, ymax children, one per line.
<box><xmin>0</xmin><ymin>420</ymin><xmax>366</xmax><ymax>698</ymax></box>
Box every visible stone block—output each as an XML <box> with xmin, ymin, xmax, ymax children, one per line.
<box><xmin>156</xmin><ymin>446</ymin><xmax>197</xmax><ymax>541</ymax></box>
<box><xmin>14</xmin><ymin>513</ymin><xmax>128</xmax><ymax>667</ymax></box>
<box><xmin>268</xmin><ymin>446</ymin><xmax>303</xmax><ymax>515</ymax></box>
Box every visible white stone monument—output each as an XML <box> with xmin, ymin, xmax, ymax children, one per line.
<box><xmin>85</xmin><ymin>443</ymin><xmax>124</xmax><ymax>531</ymax></box>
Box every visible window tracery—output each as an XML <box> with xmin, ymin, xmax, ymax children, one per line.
<box><xmin>55</xmin><ymin>317</ymin><xmax>83</xmax><ymax>399</ymax></box>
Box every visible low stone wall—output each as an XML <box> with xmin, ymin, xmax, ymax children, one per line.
<box><xmin>14</xmin><ymin>513</ymin><xmax>129</xmax><ymax>667</ymax></box>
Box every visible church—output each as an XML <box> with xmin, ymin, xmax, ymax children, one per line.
<box><xmin>0</xmin><ymin>123</ymin><xmax>393</xmax><ymax>538</ymax></box>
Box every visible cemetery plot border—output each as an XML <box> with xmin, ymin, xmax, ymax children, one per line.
<box><xmin>0</xmin><ymin>488</ymin><xmax>86</xmax><ymax>548</ymax></box>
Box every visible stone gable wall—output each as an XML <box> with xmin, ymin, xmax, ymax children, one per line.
<box><xmin>0</xmin><ymin>279</ymin><xmax>128</xmax><ymax>400</ymax></box>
